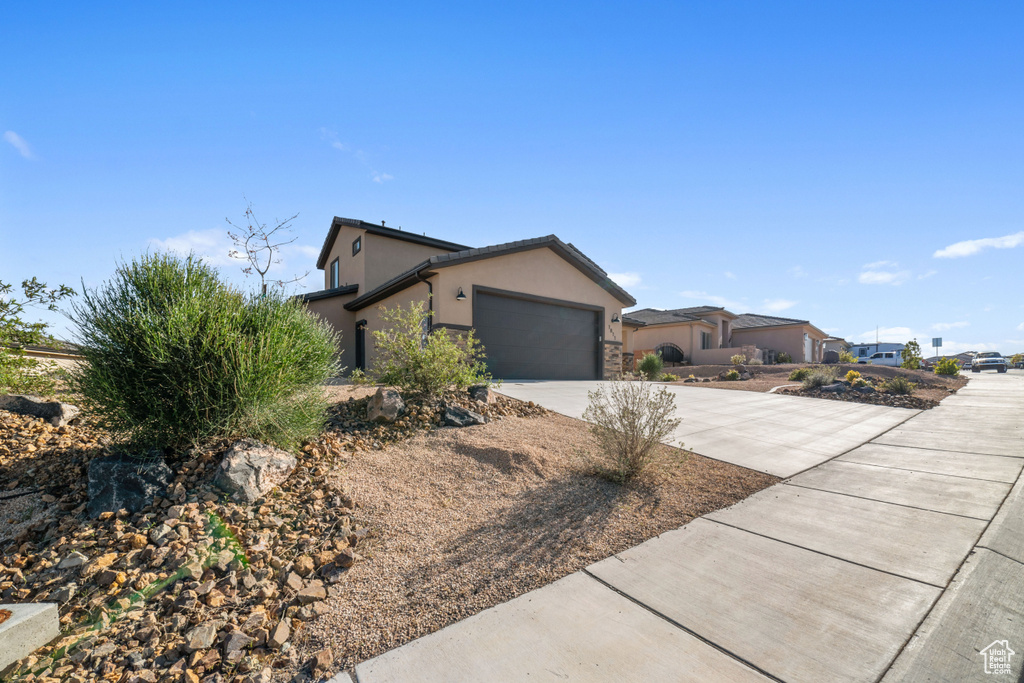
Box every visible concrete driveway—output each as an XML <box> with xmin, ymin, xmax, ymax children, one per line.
<box><xmin>496</xmin><ymin>380</ymin><xmax>919</xmax><ymax>477</ymax></box>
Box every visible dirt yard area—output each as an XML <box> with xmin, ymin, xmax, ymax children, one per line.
<box><xmin>663</xmin><ymin>363</ymin><xmax>967</xmax><ymax>405</ymax></box>
<box><xmin>291</xmin><ymin>410</ymin><xmax>777</xmax><ymax>672</ymax></box>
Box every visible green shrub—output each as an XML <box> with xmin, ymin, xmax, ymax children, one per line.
<box><xmin>348</xmin><ymin>368</ymin><xmax>371</xmax><ymax>385</ymax></box>
<box><xmin>934</xmin><ymin>357</ymin><xmax>960</xmax><ymax>376</ymax></box>
<box><xmin>661</xmin><ymin>373</ymin><xmax>680</xmax><ymax>382</ymax></box>
<box><xmin>777</xmin><ymin>352</ymin><xmax>793</xmax><ymax>364</ymax></box>
<box><xmin>730</xmin><ymin>354</ymin><xmax>747</xmax><ymax>365</ymax></box>
<box><xmin>637</xmin><ymin>352</ymin><xmax>664</xmax><ymax>380</ymax></box>
<box><xmin>0</xmin><ymin>278</ymin><xmax>75</xmax><ymax>396</ymax></box>
<box><xmin>851</xmin><ymin>377</ymin><xmax>868</xmax><ymax>388</ymax></box>
<box><xmin>748</xmin><ymin>359</ymin><xmax>763</xmax><ymax>366</ymax></box>
<box><xmin>582</xmin><ymin>380</ymin><xmax>683</xmax><ymax>483</ymax></box>
<box><xmin>900</xmin><ymin>340</ymin><xmax>923</xmax><ymax>370</ymax></box>
<box><xmin>788</xmin><ymin>368</ymin><xmax>811</xmax><ymax>381</ymax></box>
<box><xmin>69</xmin><ymin>253</ymin><xmax>340</xmax><ymax>451</ymax></box>
<box><xmin>845</xmin><ymin>370</ymin><xmax>862</xmax><ymax>383</ymax></box>
<box><xmin>883</xmin><ymin>375</ymin><xmax>916</xmax><ymax>395</ymax></box>
<box><xmin>724</xmin><ymin>369</ymin><xmax>740</xmax><ymax>381</ymax></box>
<box><xmin>838</xmin><ymin>350</ymin><xmax>857</xmax><ymax>363</ymax></box>
<box><xmin>372</xmin><ymin>299</ymin><xmax>491</xmax><ymax>399</ymax></box>
<box><xmin>802</xmin><ymin>369</ymin><xmax>836</xmax><ymax>389</ymax></box>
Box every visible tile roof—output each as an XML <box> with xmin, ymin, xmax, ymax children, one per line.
<box><xmin>344</xmin><ymin>235</ymin><xmax>636</xmax><ymax>311</ymax></box>
<box><xmin>623</xmin><ymin>306</ymin><xmax>727</xmax><ymax>325</ymax></box>
<box><xmin>731</xmin><ymin>313</ymin><xmax>811</xmax><ymax>329</ymax></box>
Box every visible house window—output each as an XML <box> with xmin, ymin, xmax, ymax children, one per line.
<box><xmin>700</xmin><ymin>331</ymin><xmax>712</xmax><ymax>350</ymax></box>
<box><xmin>858</xmin><ymin>348</ymin><xmax>868</xmax><ymax>357</ymax></box>
<box><xmin>330</xmin><ymin>258</ymin><xmax>339</xmax><ymax>289</ymax></box>
<box><xmin>352</xmin><ymin>236</ymin><xmax>361</xmax><ymax>256</ymax></box>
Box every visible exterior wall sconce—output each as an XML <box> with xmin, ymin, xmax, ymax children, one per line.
<box><xmin>456</xmin><ymin>287</ymin><xmax>467</xmax><ymax>301</ymax></box>
<box><xmin>611</xmin><ymin>314</ymin><xmax>620</xmax><ymax>323</ymax></box>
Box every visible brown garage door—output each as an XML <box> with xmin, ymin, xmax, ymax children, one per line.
<box><xmin>472</xmin><ymin>289</ymin><xmax>601</xmax><ymax>380</ymax></box>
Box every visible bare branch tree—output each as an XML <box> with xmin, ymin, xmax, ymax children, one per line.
<box><xmin>226</xmin><ymin>201</ymin><xmax>311</xmax><ymax>295</ymax></box>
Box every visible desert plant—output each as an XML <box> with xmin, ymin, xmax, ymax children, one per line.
<box><xmin>748</xmin><ymin>358</ymin><xmax>763</xmax><ymax>366</ymax></box>
<box><xmin>802</xmin><ymin>369</ymin><xmax>836</xmax><ymax>389</ymax></box>
<box><xmin>883</xmin><ymin>375</ymin><xmax>916</xmax><ymax>395</ymax></box>
<box><xmin>69</xmin><ymin>253</ymin><xmax>340</xmax><ymax>451</ymax></box>
<box><xmin>845</xmin><ymin>370</ymin><xmax>862</xmax><ymax>383</ymax></box>
<box><xmin>838</xmin><ymin>350</ymin><xmax>857</xmax><ymax>363</ymax></box>
<box><xmin>661</xmin><ymin>373</ymin><xmax>680</xmax><ymax>382</ymax></box>
<box><xmin>582</xmin><ymin>380</ymin><xmax>682</xmax><ymax>482</ymax></box>
<box><xmin>348</xmin><ymin>368</ymin><xmax>371</xmax><ymax>385</ymax></box>
<box><xmin>730</xmin><ymin>354</ymin><xmax>747</xmax><ymax>365</ymax></box>
<box><xmin>777</xmin><ymin>352</ymin><xmax>793</xmax><ymax>364</ymax></box>
<box><xmin>851</xmin><ymin>377</ymin><xmax>869</xmax><ymax>388</ymax></box>
<box><xmin>371</xmin><ymin>299</ymin><xmax>491</xmax><ymax>399</ymax></box>
<box><xmin>934</xmin><ymin>357</ymin><xmax>960</xmax><ymax>376</ymax></box>
<box><xmin>788</xmin><ymin>367</ymin><xmax>811</xmax><ymax>381</ymax></box>
<box><xmin>724</xmin><ymin>369</ymin><xmax>740</xmax><ymax>381</ymax></box>
<box><xmin>900</xmin><ymin>340</ymin><xmax>923</xmax><ymax>370</ymax></box>
<box><xmin>637</xmin><ymin>352</ymin><xmax>664</xmax><ymax>381</ymax></box>
<box><xmin>0</xmin><ymin>278</ymin><xmax>75</xmax><ymax>396</ymax></box>
<box><xmin>1012</xmin><ymin>353</ymin><xmax>1022</xmax><ymax>366</ymax></box>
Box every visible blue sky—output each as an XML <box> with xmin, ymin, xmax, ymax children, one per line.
<box><xmin>3</xmin><ymin>2</ymin><xmax>1023</xmax><ymax>355</ymax></box>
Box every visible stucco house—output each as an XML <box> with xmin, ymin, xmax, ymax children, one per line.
<box><xmin>623</xmin><ymin>306</ymin><xmax>827</xmax><ymax>365</ymax></box>
<box><xmin>823</xmin><ymin>337</ymin><xmax>850</xmax><ymax>355</ymax></box>
<box><xmin>300</xmin><ymin>217</ymin><xmax>635</xmax><ymax>380</ymax></box>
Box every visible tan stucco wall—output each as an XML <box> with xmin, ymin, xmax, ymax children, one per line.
<box><xmin>622</xmin><ymin>325</ymin><xmax>637</xmax><ymax>354</ymax></box>
<box><xmin>632</xmin><ymin>321</ymin><xmax>716</xmax><ymax>362</ymax></box>
<box><xmin>322</xmin><ymin>224</ymin><xmax>366</xmax><ymax>291</ymax></box>
<box><xmin>360</xmin><ymin>282</ymin><xmax>432</xmax><ymax>370</ymax></box>
<box><xmin>731</xmin><ymin>325</ymin><xmax>826</xmax><ymax>363</ymax></box>
<box><xmin>429</xmin><ymin>246</ymin><xmax>624</xmax><ymax>344</ymax></box>
<box><xmin>303</xmin><ymin>292</ymin><xmax>358</xmax><ymax>370</ymax></box>
<box><xmin>363</xmin><ymin>232</ymin><xmax>453</xmax><ymax>292</ymax></box>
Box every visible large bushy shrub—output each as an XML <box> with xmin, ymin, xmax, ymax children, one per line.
<box><xmin>637</xmin><ymin>352</ymin><xmax>664</xmax><ymax>381</ymax></box>
<box><xmin>934</xmin><ymin>357</ymin><xmax>960</xmax><ymax>376</ymax></box>
<box><xmin>776</xmin><ymin>352</ymin><xmax>793</xmax><ymax>364</ymax></box>
<box><xmin>802</xmin><ymin>369</ymin><xmax>836</xmax><ymax>389</ymax></box>
<box><xmin>883</xmin><ymin>375</ymin><xmax>916</xmax><ymax>395</ymax></box>
<box><xmin>371</xmin><ymin>299</ymin><xmax>491</xmax><ymax>399</ymax></box>
<box><xmin>838</xmin><ymin>350</ymin><xmax>857</xmax><ymax>363</ymax></box>
<box><xmin>788</xmin><ymin>367</ymin><xmax>811</xmax><ymax>381</ymax></box>
<box><xmin>583</xmin><ymin>380</ymin><xmax>682</xmax><ymax>482</ymax></box>
<box><xmin>69</xmin><ymin>253</ymin><xmax>340</xmax><ymax>451</ymax></box>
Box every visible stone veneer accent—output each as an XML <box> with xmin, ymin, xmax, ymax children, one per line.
<box><xmin>603</xmin><ymin>341</ymin><xmax>622</xmax><ymax>380</ymax></box>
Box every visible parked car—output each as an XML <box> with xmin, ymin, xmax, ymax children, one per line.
<box><xmin>858</xmin><ymin>351</ymin><xmax>901</xmax><ymax>367</ymax></box>
<box><xmin>972</xmin><ymin>352</ymin><xmax>1007</xmax><ymax>373</ymax></box>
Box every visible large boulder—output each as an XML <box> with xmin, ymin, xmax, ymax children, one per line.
<box><xmin>0</xmin><ymin>394</ymin><xmax>80</xmax><ymax>427</ymax></box>
<box><xmin>367</xmin><ymin>388</ymin><xmax>404</xmax><ymax>423</ymax></box>
<box><xmin>87</xmin><ymin>452</ymin><xmax>173</xmax><ymax>518</ymax></box>
<box><xmin>214</xmin><ymin>439</ymin><xmax>297</xmax><ymax>504</ymax></box>
<box><xmin>442</xmin><ymin>405</ymin><xmax>487</xmax><ymax>428</ymax></box>
<box><xmin>820</xmin><ymin>383</ymin><xmax>847</xmax><ymax>394</ymax></box>
<box><xmin>822</xmin><ymin>350</ymin><xmax>840</xmax><ymax>364</ymax></box>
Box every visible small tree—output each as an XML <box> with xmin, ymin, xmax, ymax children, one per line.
<box><xmin>901</xmin><ymin>340</ymin><xmax>923</xmax><ymax>370</ymax></box>
<box><xmin>371</xmin><ymin>300</ymin><xmax>491</xmax><ymax>399</ymax></box>
<box><xmin>0</xmin><ymin>278</ymin><xmax>75</xmax><ymax>395</ymax></box>
<box><xmin>1012</xmin><ymin>353</ymin><xmax>1022</xmax><ymax>367</ymax></box>
<box><xmin>838</xmin><ymin>350</ymin><xmax>857</xmax><ymax>363</ymax></box>
<box><xmin>776</xmin><ymin>352</ymin><xmax>793</xmax><ymax>363</ymax></box>
<box><xmin>583</xmin><ymin>380</ymin><xmax>682</xmax><ymax>482</ymax></box>
<box><xmin>227</xmin><ymin>201</ymin><xmax>310</xmax><ymax>295</ymax></box>
<box><xmin>637</xmin><ymin>352</ymin><xmax>664</xmax><ymax>380</ymax></box>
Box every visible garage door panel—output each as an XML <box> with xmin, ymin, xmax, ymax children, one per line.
<box><xmin>473</xmin><ymin>291</ymin><xmax>600</xmax><ymax>380</ymax></box>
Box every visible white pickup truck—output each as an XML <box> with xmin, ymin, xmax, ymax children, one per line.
<box><xmin>858</xmin><ymin>351</ymin><xmax>902</xmax><ymax>367</ymax></box>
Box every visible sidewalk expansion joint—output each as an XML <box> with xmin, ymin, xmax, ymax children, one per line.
<box><xmin>581</xmin><ymin>570</ymin><xmax>788</xmax><ymax>683</ymax></box>
<box><xmin>704</xmin><ymin>518</ymin><xmax>947</xmax><ymax>590</ymax></box>
<box><xmin>835</xmin><ymin>459</ymin><xmax>1018</xmax><ymax>484</ymax></box>
<box><xmin>782</xmin><ymin>482</ymin><xmax>991</xmax><ymax>522</ymax></box>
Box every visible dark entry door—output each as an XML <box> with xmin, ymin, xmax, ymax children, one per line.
<box><xmin>355</xmin><ymin>321</ymin><xmax>366</xmax><ymax>370</ymax></box>
<box><xmin>472</xmin><ymin>290</ymin><xmax>601</xmax><ymax>380</ymax></box>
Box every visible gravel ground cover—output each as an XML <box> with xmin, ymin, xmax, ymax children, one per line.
<box><xmin>0</xmin><ymin>385</ymin><xmax>777</xmax><ymax>681</ymax></box>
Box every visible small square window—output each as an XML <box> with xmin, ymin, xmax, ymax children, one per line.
<box><xmin>330</xmin><ymin>258</ymin><xmax>339</xmax><ymax>289</ymax></box>
<box><xmin>352</xmin><ymin>236</ymin><xmax>362</xmax><ymax>256</ymax></box>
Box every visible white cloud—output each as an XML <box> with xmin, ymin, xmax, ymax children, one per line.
<box><xmin>679</xmin><ymin>290</ymin><xmax>744</xmax><ymax>309</ymax></box>
<box><xmin>724</xmin><ymin>271</ymin><xmax>736</xmax><ymax>279</ymax></box>
<box><xmin>609</xmin><ymin>272</ymin><xmax>642</xmax><ymax>289</ymax></box>
<box><xmin>288</xmin><ymin>244</ymin><xmax>320</xmax><ymax>260</ymax></box>
<box><xmin>371</xmin><ymin>171</ymin><xmax>394</xmax><ymax>184</ymax></box>
<box><xmin>1018</xmin><ymin>322</ymin><xmax>1024</xmax><ymax>332</ymax></box>
<box><xmin>318</xmin><ymin>127</ymin><xmax>348</xmax><ymax>151</ymax></box>
<box><xmin>788</xmin><ymin>266</ymin><xmax>807</xmax><ymax>278</ymax></box>
<box><xmin>918</xmin><ymin>270</ymin><xmax>937</xmax><ymax>280</ymax></box>
<box><xmin>858</xmin><ymin>261</ymin><xmax>911</xmax><ymax>285</ymax></box>
<box><xmin>934</xmin><ymin>231</ymin><xmax>1024</xmax><ymax>258</ymax></box>
<box><xmin>762</xmin><ymin>298</ymin><xmax>796</xmax><ymax>313</ymax></box>
<box><xmin>149</xmin><ymin>229</ymin><xmax>236</xmax><ymax>267</ymax></box>
<box><xmin>932</xmin><ymin>321</ymin><xmax>969</xmax><ymax>331</ymax></box>
<box><xmin>3</xmin><ymin>131</ymin><xmax>34</xmax><ymax>159</ymax></box>
<box><xmin>856</xmin><ymin>326</ymin><xmax>916</xmax><ymax>344</ymax></box>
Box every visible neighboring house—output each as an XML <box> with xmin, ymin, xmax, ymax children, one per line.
<box><xmin>925</xmin><ymin>351</ymin><xmax>976</xmax><ymax>366</ymax></box>
<box><xmin>299</xmin><ymin>217</ymin><xmax>635</xmax><ymax>381</ymax></box>
<box><xmin>823</xmin><ymin>337</ymin><xmax>850</xmax><ymax>355</ymax></box>
<box><xmin>848</xmin><ymin>342</ymin><xmax>904</xmax><ymax>360</ymax></box>
<box><xmin>624</xmin><ymin>307</ymin><xmax>827</xmax><ymax>365</ymax></box>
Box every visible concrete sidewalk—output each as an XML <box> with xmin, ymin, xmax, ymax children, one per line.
<box><xmin>497</xmin><ymin>380</ymin><xmax>918</xmax><ymax>477</ymax></box>
<box><xmin>347</xmin><ymin>372</ymin><xmax>1024</xmax><ymax>682</ymax></box>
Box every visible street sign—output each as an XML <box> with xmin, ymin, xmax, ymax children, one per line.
<box><xmin>932</xmin><ymin>337</ymin><xmax>942</xmax><ymax>348</ymax></box>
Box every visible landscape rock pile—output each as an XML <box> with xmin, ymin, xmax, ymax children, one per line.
<box><xmin>787</xmin><ymin>386</ymin><xmax>938</xmax><ymax>409</ymax></box>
